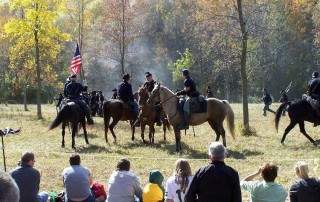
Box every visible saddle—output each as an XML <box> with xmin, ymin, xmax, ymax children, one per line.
<box><xmin>302</xmin><ymin>94</ymin><xmax>319</xmax><ymax>110</ymax></box>
<box><xmin>190</xmin><ymin>96</ymin><xmax>207</xmax><ymax>113</ymax></box>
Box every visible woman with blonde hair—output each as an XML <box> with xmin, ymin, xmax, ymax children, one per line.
<box><xmin>290</xmin><ymin>161</ymin><xmax>320</xmax><ymax>202</ymax></box>
<box><xmin>165</xmin><ymin>158</ymin><xmax>193</xmax><ymax>202</ymax></box>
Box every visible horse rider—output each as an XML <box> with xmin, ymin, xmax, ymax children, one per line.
<box><xmin>143</xmin><ymin>71</ymin><xmax>162</xmax><ymax>126</ymax></box>
<box><xmin>176</xmin><ymin>69</ymin><xmax>199</xmax><ymax>130</ymax></box>
<box><xmin>261</xmin><ymin>88</ymin><xmax>276</xmax><ymax>116</ymax></box>
<box><xmin>66</xmin><ymin>74</ymin><xmax>94</xmax><ymax>125</ymax></box>
<box><xmin>111</xmin><ymin>88</ymin><xmax>118</xmax><ymax>99</ymax></box>
<box><xmin>63</xmin><ymin>76</ymin><xmax>71</xmax><ymax>98</ymax></box>
<box><xmin>308</xmin><ymin>71</ymin><xmax>320</xmax><ymax>99</ymax></box>
<box><xmin>118</xmin><ymin>73</ymin><xmax>139</xmax><ymax>125</ymax></box>
<box><xmin>279</xmin><ymin>90</ymin><xmax>288</xmax><ymax>116</ymax></box>
<box><xmin>206</xmin><ymin>86</ymin><xmax>213</xmax><ymax>98</ymax></box>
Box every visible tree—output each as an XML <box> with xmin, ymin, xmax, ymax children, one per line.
<box><xmin>5</xmin><ymin>0</ymin><xmax>70</xmax><ymax>118</ymax></box>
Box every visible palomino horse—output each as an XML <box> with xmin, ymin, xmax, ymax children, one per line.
<box><xmin>138</xmin><ymin>86</ymin><xmax>171</xmax><ymax>144</ymax></box>
<box><xmin>49</xmin><ymin>103</ymin><xmax>89</xmax><ymax>148</ymax></box>
<box><xmin>275</xmin><ymin>99</ymin><xmax>320</xmax><ymax>146</ymax></box>
<box><xmin>147</xmin><ymin>84</ymin><xmax>235</xmax><ymax>151</ymax></box>
<box><xmin>103</xmin><ymin>99</ymin><xmax>136</xmax><ymax>143</ymax></box>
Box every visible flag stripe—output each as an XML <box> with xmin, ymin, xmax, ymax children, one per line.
<box><xmin>69</xmin><ymin>44</ymin><xmax>82</xmax><ymax>74</ymax></box>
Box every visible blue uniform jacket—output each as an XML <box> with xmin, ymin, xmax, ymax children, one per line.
<box><xmin>66</xmin><ymin>82</ymin><xmax>88</xmax><ymax>99</ymax></box>
<box><xmin>118</xmin><ymin>81</ymin><xmax>134</xmax><ymax>102</ymax></box>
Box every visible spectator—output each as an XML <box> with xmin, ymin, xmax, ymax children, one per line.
<box><xmin>185</xmin><ymin>142</ymin><xmax>242</xmax><ymax>202</ymax></box>
<box><xmin>205</xmin><ymin>86</ymin><xmax>213</xmax><ymax>98</ymax></box>
<box><xmin>279</xmin><ymin>90</ymin><xmax>288</xmax><ymax>116</ymax></box>
<box><xmin>0</xmin><ymin>170</ymin><xmax>20</xmax><ymax>202</ymax></box>
<box><xmin>261</xmin><ymin>88</ymin><xmax>276</xmax><ymax>116</ymax></box>
<box><xmin>106</xmin><ymin>158</ymin><xmax>142</xmax><ymax>202</ymax></box>
<box><xmin>142</xmin><ymin>170</ymin><xmax>165</xmax><ymax>202</ymax></box>
<box><xmin>290</xmin><ymin>161</ymin><xmax>320</xmax><ymax>202</ymax></box>
<box><xmin>165</xmin><ymin>158</ymin><xmax>193</xmax><ymax>202</ymax></box>
<box><xmin>62</xmin><ymin>154</ymin><xmax>94</xmax><ymax>202</ymax></box>
<box><xmin>241</xmin><ymin>162</ymin><xmax>288</xmax><ymax>202</ymax></box>
<box><xmin>9</xmin><ymin>152</ymin><xmax>49</xmax><ymax>202</ymax></box>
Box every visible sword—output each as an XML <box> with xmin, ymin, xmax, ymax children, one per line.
<box><xmin>285</xmin><ymin>82</ymin><xmax>292</xmax><ymax>93</ymax></box>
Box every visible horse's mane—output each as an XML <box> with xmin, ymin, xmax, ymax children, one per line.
<box><xmin>159</xmin><ymin>84</ymin><xmax>174</xmax><ymax>95</ymax></box>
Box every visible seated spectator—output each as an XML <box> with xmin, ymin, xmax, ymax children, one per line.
<box><xmin>142</xmin><ymin>170</ymin><xmax>165</xmax><ymax>202</ymax></box>
<box><xmin>185</xmin><ymin>142</ymin><xmax>242</xmax><ymax>202</ymax></box>
<box><xmin>0</xmin><ymin>170</ymin><xmax>20</xmax><ymax>202</ymax></box>
<box><xmin>290</xmin><ymin>161</ymin><xmax>320</xmax><ymax>202</ymax></box>
<box><xmin>165</xmin><ymin>158</ymin><xmax>193</xmax><ymax>202</ymax></box>
<box><xmin>62</xmin><ymin>154</ymin><xmax>94</xmax><ymax>202</ymax></box>
<box><xmin>241</xmin><ymin>162</ymin><xmax>288</xmax><ymax>202</ymax></box>
<box><xmin>10</xmin><ymin>152</ymin><xmax>49</xmax><ymax>202</ymax></box>
<box><xmin>106</xmin><ymin>158</ymin><xmax>142</xmax><ymax>202</ymax></box>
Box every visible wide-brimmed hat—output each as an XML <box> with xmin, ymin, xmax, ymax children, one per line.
<box><xmin>145</xmin><ymin>72</ymin><xmax>152</xmax><ymax>77</ymax></box>
<box><xmin>112</xmin><ymin>88</ymin><xmax>117</xmax><ymax>92</ymax></box>
<box><xmin>122</xmin><ymin>73</ymin><xmax>130</xmax><ymax>80</ymax></box>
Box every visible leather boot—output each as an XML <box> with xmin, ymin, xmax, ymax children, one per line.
<box><xmin>179</xmin><ymin>112</ymin><xmax>189</xmax><ymax>130</ymax></box>
<box><xmin>156</xmin><ymin>113</ymin><xmax>162</xmax><ymax>126</ymax></box>
<box><xmin>87</xmin><ymin>117</ymin><xmax>94</xmax><ymax>125</ymax></box>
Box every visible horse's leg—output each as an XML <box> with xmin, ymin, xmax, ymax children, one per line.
<box><xmin>131</xmin><ymin>121</ymin><xmax>135</xmax><ymax>141</ymax></box>
<box><xmin>109</xmin><ymin>119</ymin><xmax>119</xmax><ymax>143</ymax></box>
<box><xmin>281</xmin><ymin>121</ymin><xmax>297</xmax><ymax>145</ymax></box>
<box><xmin>141</xmin><ymin>124</ymin><xmax>146</xmax><ymax>144</ymax></box>
<box><xmin>82</xmin><ymin>119</ymin><xmax>89</xmax><ymax>145</ymax></box>
<box><xmin>163</xmin><ymin>121</ymin><xmax>166</xmax><ymax>142</ymax></box>
<box><xmin>71</xmin><ymin>122</ymin><xmax>77</xmax><ymax>149</ymax></box>
<box><xmin>61</xmin><ymin>121</ymin><xmax>66</xmax><ymax>148</ymax></box>
<box><xmin>151</xmin><ymin>125</ymin><xmax>155</xmax><ymax>144</ymax></box>
<box><xmin>208</xmin><ymin>120</ymin><xmax>225</xmax><ymax>146</ymax></box>
<box><xmin>104</xmin><ymin>116</ymin><xmax>110</xmax><ymax>143</ymax></box>
<box><xmin>174</xmin><ymin>127</ymin><xmax>182</xmax><ymax>152</ymax></box>
<box><xmin>149</xmin><ymin>124</ymin><xmax>155</xmax><ymax>144</ymax></box>
<box><xmin>298</xmin><ymin>122</ymin><xmax>316</xmax><ymax>145</ymax></box>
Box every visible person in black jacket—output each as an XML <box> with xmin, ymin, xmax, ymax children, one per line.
<box><xmin>185</xmin><ymin>142</ymin><xmax>242</xmax><ymax>202</ymax></box>
<box><xmin>279</xmin><ymin>90</ymin><xmax>288</xmax><ymax>116</ymax></box>
<box><xmin>206</xmin><ymin>86</ymin><xmax>213</xmax><ymax>98</ymax></box>
<box><xmin>290</xmin><ymin>161</ymin><xmax>320</xmax><ymax>202</ymax></box>
<box><xmin>261</xmin><ymin>88</ymin><xmax>276</xmax><ymax>116</ymax></box>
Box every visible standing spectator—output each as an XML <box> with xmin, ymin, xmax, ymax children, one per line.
<box><xmin>290</xmin><ymin>161</ymin><xmax>320</xmax><ymax>202</ymax></box>
<box><xmin>205</xmin><ymin>86</ymin><xmax>213</xmax><ymax>98</ymax></box>
<box><xmin>165</xmin><ymin>158</ymin><xmax>193</xmax><ymax>202</ymax></box>
<box><xmin>10</xmin><ymin>152</ymin><xmax>49</xmax><ymax>202</ymax></box>
<box><xmin>0</xmin><ymin>170</ymin><xmax>20</xmax><ymax>202</ymax></box>
<box><xmin>279</xmin><ymin>90</ymin><xmax>288</xmax><ymax>116</ymax></box>
<box><xmin>261</xmin><ymin>88</ymin><xmax>276</xmax><ymax>116</ymax></box>
<box><xmin>62</xmin><ymin>154</ymin><xmax>94</xmax><ymax>202</ymax></box>
<box><xmin>241</xmin><ymin>162</ymin><xmax>288</xmax><ymax>202</ymax></box>
<box><xmin>142</xmin><ymin>170</ymin><xmax>165</xmax><ymax>202</ymax></box>
<box><xmin>185</xmin><ymin>142</ymin><xmax>241</xmax><ymax>202</ymax></box>
<box><xmin>106</xmin><ymin>158</ymin><xmax>142</xmax><ymax>202</ymax></box>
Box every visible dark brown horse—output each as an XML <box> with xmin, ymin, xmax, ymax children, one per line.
<box><xmin>137</xmin><ymin>86</ymin><xmax>171</xmax><ymax>144</ymax></box>
<box><xmin>103</xmin><ymin>99</ymin><xmax>136</xmax><ymax>143</ymax></box>
<box><xmin>147</xmin><ymin>84</ymin><xmax>235</xmax><ymax>151</ymax></box>
<box><xmin>49</xmin><ymin>103</ymin><xmax>89</xmax><ymax>148</ymax></box>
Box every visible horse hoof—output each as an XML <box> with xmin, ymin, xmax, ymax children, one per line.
<box><xmin>280</xmin><ymin>142</ymin><xmax>285</xmax><ymax>146</ymax></box>
<box><xmin>61</xmin><ymin>145</ymin><xmax>65</xmax><ymax>148</ymax></box>
<box><xmin>313</xmin><ymin>140</ymin><xmax>320</xmax><ymax>146</ymax></box>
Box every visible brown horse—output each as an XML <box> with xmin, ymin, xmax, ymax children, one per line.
<box><xmin>137</xmin><ymin>86</ymin><xmax>171</xmax><ymax>144</ymax></box>
<box><xmin>103</xmin><ymin>99</ymin><xmax>136</xmax><ymax>143</ymax></box>
<box><xmin>147</xmin><ymin>84</ymin><xmax>235</xmax><ymax>151</ymax></box>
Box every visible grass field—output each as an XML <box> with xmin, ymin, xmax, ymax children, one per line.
<box><xmin>0</xmin><ymin>103</ymin><xmax>320</xmax><ymax>201</ymax></box>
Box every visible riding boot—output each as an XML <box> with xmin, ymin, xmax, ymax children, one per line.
<box><xmin>87</xmin><ymin>116</ymin><xmax>94</xmax><ymax>125</ymax></box>
<box><xmin>133</xmin><ymin>119</ymin><xmax>140</xmax><ymax>127</ymax></box>
<box><xmin>156</xmin><ymin>113</ymin><xmax>162</xmax><ymax>126</ymax></box>
<box><xmin>179</xmin><ymin>112</ymin><xmax>189</xmax><ymax>130</ymax></box>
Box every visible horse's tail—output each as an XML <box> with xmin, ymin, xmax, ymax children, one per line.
<box><xmin>49</xmin><ymin>105</ymin><xmax>70</xmax><ymax>130</ymax></box>
<box><xmin>275</xmin><ymin>102</ymin><xmax>291</xmax><ymax>132</ymax></box>
<box><xmin>222</xmin><ymin>100</ymin><xmax>235</xmax><ymax>140</ymax></box>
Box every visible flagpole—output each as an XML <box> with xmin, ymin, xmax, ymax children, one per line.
<box><xmin>77</xmin><ymin>42</ymin><xmax>85</xmax><ymax>82</ymax></box>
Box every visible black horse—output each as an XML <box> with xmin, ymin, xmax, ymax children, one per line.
<box><xmin>49</xmin><ymin>102</ymin><xmax>89</xmax><ymax>148</ymax></box>
<box><xmin>275</xmin><ymin>99</ymin><xmax>320</xmax><ymax>146</ymax></box>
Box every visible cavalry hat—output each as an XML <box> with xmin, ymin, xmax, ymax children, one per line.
<box><xmin>70</xmin><ymin>74</ymin><xmax>77</xmax><ymax>78</ymax></box>
<box><xmin>312</xmin><ymin>71</ymin><xmax>319</xmax><ymax>78</ymax></box>
<box><xmin>145</xmin><ymin>72</ymin><xmax>152</xmax><ymax>77</ymax></box>
<box><xmin>112</xmin><ymin>88</ymin><xmax>117</xmax><ymax>92</ymax></box>
<box><xmin>181</xmin><ymin>69</ymin><xmax>189</xmax><ymax>75</ymax></box>
<box><xmin>122</xmin><ymin>73</ymin><xmax>130</xmax><ymax>80</ymax></box>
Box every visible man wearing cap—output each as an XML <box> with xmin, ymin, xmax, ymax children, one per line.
<box><xmin>118</xmin><ymin>73</ymin><xmax>139</xmax><ymax>120</ymax></box>
<box><xmin>66</xmin><ymin>74</ymin><xmax>94</xmax><ymax>125</ymax></box>
<box><xmin>308</xmin><ymin>71</ymin><xmax>320</xmax><ymax>99</ymax></box>
<box><xmin>63</xmin><ymin>76</ymin><xmax>71</xmax><ymax>97</ymax></box>
<box><xmin>111</xmin><ymin>88</ymin><xmax>118</xmax><ymax>99</ymax></box>
<box><xmin>176</xmin><ymin>69</ymin><xmax>198</xmax><ymax>130</ymax></box>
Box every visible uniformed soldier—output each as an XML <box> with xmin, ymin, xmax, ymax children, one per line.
<box><xmin>111</xmin><ymin>88</ymin><xmax>118</xmax><ymax>99</ymax></box>
<box><xmin>308</xmin><ymin>71</ymin><xmax>320</xmax><ymax>99</ymax></box>
<box><xmin>176</xmin><ymin>69</ymin><xmax>199</xmax><ymax>130</ymax></box>
<box><xmin>63</xmin><ymin>76</ymin><xmax>71</xmax><ymax>97</ymax></box>
<box><xmin>279</xmin><ymin>90</ymin><xmax>288</xmax><ymax>116</ymax></box>
<box><xmin>206</xmin><ymin>86</ymin><xmax>213</xmax><ymax>98</ymax></box>
<box><xmin>66</xmin><ymin>74</ymin><xmax>94</xmax><ymax>125</ymax></box>
<box><xmin>262</xmin><ymin>88</ymin><xmax>275</xmax><ymax>116</ymax></box>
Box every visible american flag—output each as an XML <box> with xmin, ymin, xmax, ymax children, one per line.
<box><xmin>69</xmin><ymin>44</ymin><xmax>82</xmax><ymax>74</ymax></box>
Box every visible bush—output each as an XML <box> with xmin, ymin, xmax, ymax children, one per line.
<box><xmin>237</xmin><ymin>123</ymin><xmax>257</xmax><ymax>136</ymax></box>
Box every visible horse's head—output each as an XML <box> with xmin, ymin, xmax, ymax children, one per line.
<box><xmin>138</xmin><ymin>86</ymin><xmax>149</xmax><ymax>106</ymax></box>
<box><xmin>147</xmin><ymin>83</ymin><xmax>161</xmax><ymax>105</ymax></box>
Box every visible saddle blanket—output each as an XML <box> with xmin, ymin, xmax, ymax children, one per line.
<box><xmin>190</xmin><ymin>96</ymin><xmax>207</xmax><ymax>113</ymax></box>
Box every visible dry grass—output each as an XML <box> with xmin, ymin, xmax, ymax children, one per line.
<box><xmin>0</xmin><ymin>103</ymin><xmax>320</xmax><ymax>201</ymax></box>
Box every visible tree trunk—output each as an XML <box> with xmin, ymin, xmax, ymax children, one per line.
<box><xmin>237</xmin><ymin>0</ymin><xmax>249</xmax><ymax>130</ymax></box>
<box><xmin>121</xmin><ymin>0</ymin><xmax>125</xmax><ymax>75</ymax></box>
<box><xmin>24</xmin><ymin>86</ymin><xmax>28</xmax><ymax>111</ymax></box>
<box><xmin>34</xmin><ymin>3</ymin><xmax>42</xmax><ymax>119</ymax></box>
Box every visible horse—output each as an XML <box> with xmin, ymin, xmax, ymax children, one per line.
<box><xmin>103</xmin><ymin>99</ymin><xmax>136</xmax><ymax>143</ymax></box>
<box><xmin>49</xmin><ymin>102</ymin><xmax>89</xmax><ymax>149</ymax></box>
<box><xmin>147</xmin><ymin>84</ymin><xmax>235</xmax><ymax>151</ymax></box>
<box><xmin>275</xmin><ymin>99</ymin><xmax>320</xmax><ymax>146</ymax></box>
<box><xmin>137</xmin><ymin>86</ymin><xmax>171</xmax><ymax>144</ymax></box>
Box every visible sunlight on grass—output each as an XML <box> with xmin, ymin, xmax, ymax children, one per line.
<box><xmin>0</xmin><ymin>103</ymin><xmax>319</xmax><ymax>201</ymax></box>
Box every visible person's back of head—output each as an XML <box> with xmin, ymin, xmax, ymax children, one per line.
<box><xmin>0</xmin><ymin>170</ymin><xmax>20</xmax><ymax>202</ymax></box>
<box><xmin>312</xmin><ymin>71</ymin><xmax>319</xmax><ymax>78</ymax></box>
<box><xmin>208</xmin><ymin>142</ymin><xmax>227</xmax><ymax>161</ymax></box>
<box><xmin>117</xmin><ymin>158</ymin><xmax>130</xmax><ymax>171</ymax></box>
<box><xmin>261</xmin><ymin>162</ymin><xmax>278</xmax><ymax>182</ymax></box>
<box><xmin>69</xmin><ymin>154</ymin><xmax>81</xmax><ymax>166</ymax></box>
<box><xmin>295</xmin><ymin>161</ymin><xmax>309</xmax><ymax>180</ymax></box>
<box><xmin>174</xmin><ymin>158</ymin><xmax>192</xmax><ymax>192</ymax></box>
<box><xmin>21</xmin><ymin>152</ymin><xmax>34</xmax><ymax>165</ymax></box>
<box><xmin>149</xmin><ymin>170</ymin><xmax>164</xmax><ymax>185</ymax></box>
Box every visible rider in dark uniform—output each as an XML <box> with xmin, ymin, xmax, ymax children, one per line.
<box><xmin>118</xmin><ymin>73</ymin><xmax>139</xmax><ymax>123</ymax></box>
<box><xmin>308</xmin><ymin>71</ymin><xmax>320</xmax><ymax>99</ymax></box>
<box><xmin>279</xmin><ymin>90</ymin><xmax>288</xmax><ymax>116</ymax></box>
<box><xmin>143</xmin><ymin>71</ymin><xmax>162</xmax><ymax>126</ymax></box>
<box><xmin>63</xmin><ymin>76</ymin><xmax>71</xmax><ymax>97</ymax></box>
<box><xmin>111</xmin><ymin>88</ymin><xmax>118</xmax><ymax>99</ymax></box>
<box><xmin>66</xmin><ymin>74</ymin><xmax>94</xmax><ymax>125</ymax></box>
<box><xmin>206</xmin><ymin>86</ymin><xmax>213</xmax><ymax>98</ymax></box>
<box><xmin>176</xmin><ymin>69</ymin><xmax>198</xmax><ymax>130</ymax></box>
